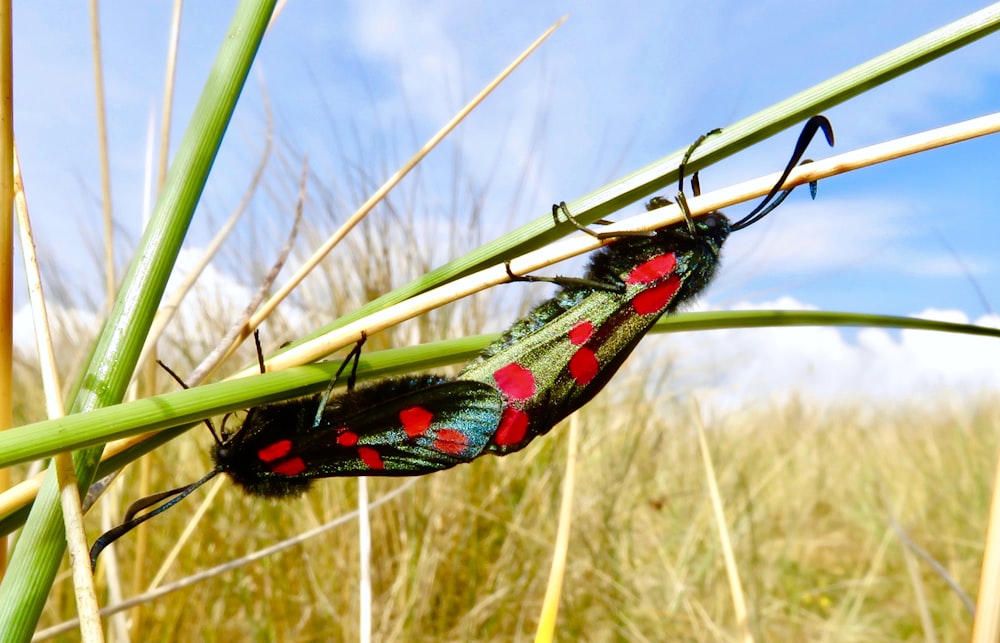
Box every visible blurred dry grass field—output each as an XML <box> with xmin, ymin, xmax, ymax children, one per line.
<box><xmin>31</xmin><ymin>365</ymin><xmax>995</xmax><ymax>641</ymax></box>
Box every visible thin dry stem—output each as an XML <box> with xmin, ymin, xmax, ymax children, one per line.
<box><xmin>15</xmin><ymin>143</ymin><xmax>103</xmax><ymax>640</ymax></box>
<box><xmin>186</xmin><ymin>147</ymin><xmax>300</xmax><ymax>386</ymax></box>
<box><xmin>88</xmin><ymin>0</ymin><xmax>115</xmax><ymax>314</ymax></box>
<box><xmin>888</xmin><ymin>513</ymin><xmax>975</xmax><ymax>615</ymax></box>
<box><xmin>267</xmin><ymin>0</ymin><xmax>288</xmax><ymax>31</ymax></box>
<box><xmin>535</xmin><ymin>413</ymin><xmax>579</xmax><ymax>643</ymax></box>
<box><xmin>234</xmin><ymin>16</ymin><xmax>567</xmax><ymax>347</ymax></box>
<box><xmin>972</xmin><ymin>445</ymin><xmax>1000</xmax><ymax>642</ymax></box>
<box><xmin>693</xmin><ymin>400</ymin><xmax>751</xmax><ymax>642</ymax></box>
<box><xmin>12</xmin><ymin>148</ymin><xmax>63</xmax><ymax>435</ymax></box>
<box><xmin>0</xmin><ymin>0</ymin><xmax>13</xmax><ymax>574</ymax></box>
<box><xmin>156</xmin><ymin>0</ymin><xmax>184</xmax><ymax>189</ymax></box>
<box><xmin>54</xmin><ymin>454</ymin><xmax>104</xmax><ymax>642</ymax></box>
<box><xmin>900</xmin><ymin>537</ymin><xmax>938</xmax><ymax>642</ymax></box>
<box><xmin>358</xmin><ymin>479</ymin><xmax>372</xmax><ymax>643</ymax></box>
<box><xmin>0</xmin><ymin>474</ymin><xmax>40</xmax><ymax>511</ymax></box>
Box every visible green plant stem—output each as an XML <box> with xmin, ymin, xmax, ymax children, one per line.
<box><xmin>0</xmin><ymin>310</ymin><xmax>994</xmax><ymax>480</ymax></box>
<box><xmin>0</xmin><ymin>2</ymin><xmax>276</xmax><ymax>640</ymax></box>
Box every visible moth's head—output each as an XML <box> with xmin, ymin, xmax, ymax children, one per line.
<box><xmin>647</xmin><ymin>197</ymin><xmax>732</xmax><ymax>253</ymax></box>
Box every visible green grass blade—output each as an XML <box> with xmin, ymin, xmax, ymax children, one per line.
<box><xmin>0</xmin><ymin>338</ymin><xmax>492</xmax><ymax>471</ymax></box>
<box><xmin>0</xmin><ymin>2</ymin><xmax>277</xmax><ymax>640</ymax></box>
<box><xmin>0</xmin><ymin>311</ymin><xmax>994</xmax><ymax>477</ymax></box>
<box><xmin>652</xmin><ymin>309</ymin><xmax>1000</xmax><ymax>337</ymax></box>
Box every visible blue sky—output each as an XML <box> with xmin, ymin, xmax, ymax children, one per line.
<box><xmin>11</xmin><ymin>1</ymin><xmax>1000</xmax><ymax>399</ymax></box>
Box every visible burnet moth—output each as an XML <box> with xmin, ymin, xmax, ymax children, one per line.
<box><xmin>90</xmin><ymin>117</ymin><xmax>833</xmax><ymax>565</ymax></box>
<box><xmin>458</xmin><ymin>116</ymin><xmax>834</xmax><ymax>455</ymax></box>
<box><xmin>90</xmin><ymin>334</ymin><xmax>505</xmax><ymax>567</ymax></box>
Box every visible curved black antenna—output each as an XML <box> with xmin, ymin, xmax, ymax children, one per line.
<box><xmin>730</xmin><ymin>115</ymin><xmax>835</xmax><ymax>231</ymax></box>
<box><xmin>675</xmin><ymin>128</ymin><xmax>722</xmax><ymax>234</ymax></box>
<box><xmin>157</xmin><ymin>359</ymin><xmax>223</xmax><ymax>445</ymax></box>
<box><xmin>89</xmin><ymin>468</ymin><xmax>221</xmax><ymax>569</ymax></box>
<box><xmin>312</xmin><ymin>332</ymin><xmax>368</xmax><ymax>427</ymax></box>
<box><xmin>253</xmin><ymin>328</ymin><xmax>267</xmax><ymax>374</ymax></box>
<box><xmin>92</xmin><ymin>343</ymin><xmax>263</xmax><ymax>567</ymax></box>
<box><xmin>676</xmin><ymin>128</ymin><xmax>722</xmax><ymax>196</ymax></box>
<box><xmin>218</xmin><ymin>329</ymin><xmax>271</xmax><ymax>441</ymax></box>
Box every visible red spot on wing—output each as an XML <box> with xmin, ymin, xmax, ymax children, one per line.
<box><xmin>272</xmin><ymin>457</ymin><xmax>306</xmax><ymax>476</ymax></box>
<box><xmin>358</xmin><ymin>446</ymin><xmax>384</xmax><ymax>469</ymax></box>
<box><xmin>433</xmin><ymin>428</ymin><xmax>469</xmax><ymax>454</ymax></box>
<box><xmin>494</xmin><ymin>407</ymin><xmax>529</xmax><ymax>446</ymax></box>
<box><xmin>632</xmin><ymin>274</ymin><xmax>682</xmax><ymax>315</ymax></box>
<box><xmin>494</xmin><ymin>363</ymin><xmax>536</xmax><ymax>401</ymax></box>
<box><xmin>258</xmin><ymin>440</ymin><xmax>292</xmax><ymax>463</ymax></box>
<box><xmin>569</xmin><ymin>348</ymin><xmax>600</xmax><ymax>386</ymax></box>
<box><xmin>627</xmin><ymin>253</ymin><xmax>677</xmax><ymax>284</ymax></box>
<box><xmin>400</xmin><ymin>406</ymin><xmax>433</xmax><ymax>438</ymax></box>
<box><xmin>336</xmin><ymin>428</ymin><xmax>358</xmax><ymax>447</ymax></box>
<box><xmin>568</xmin><ymin>321</ymin><xmax>593</xmax><ymax>345</ymax></box>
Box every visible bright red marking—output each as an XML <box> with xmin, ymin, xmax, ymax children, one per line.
<box><xmin>336</xmin><ymin>429</ymin><xmax>358</xmax><ymax>447</ymax></box>
<box><xmin>272</xmin><ymin>457</ymin><xmax>306</xmax><ymax>476</ymax></box>
<box><xmin>358</xmin><ymin>447</ymin><xmax>384</xmax><ymax>469</ymax></box>
<box><xmin>494</xmin><ymin>407</ymin><xmax>529</xmax><ymax>446</ymax></box>
<box><xmin>400</xmin><ymin>406</ymin><xmax>433</xmax><ymax>438</ymax></box>
<box><xmin>568</xmin><ymin>321</ymin><xmax>593</xmax><ymax>345</ymax></box>
<box><xmin>569</xmin><ymin>348</ymin><xmax>599</xmax><ymax>386</ymax></box>
<box><xmin>626</xmin><ymin>253</ymin><xmax>677</xmax><ymax>284</ymax></box>
<box><xmin>434</xmin><ymin>428</ymin><xmax>469</xmax><ymax>454</ymax></box>
<box><xmin>494</xmin><ymin>363</ymin><xmax>536</xmax><ymax>401</ymax></box>
<box><xmin>258</xmin><ymin>440</ymin><xmax>292</xmax><ymax>463</ymax></box>
<box><xmin>632</xmin><ymin>274</ymin><xmax>682</xmax><ymax>315</ymax></box>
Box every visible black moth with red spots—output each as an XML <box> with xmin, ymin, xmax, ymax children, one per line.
<box><xmin>216</xmin><ymin>375</ymin><xmax>504</xmax><ymax>498</ymax></box>
<box><xmin>90</xmin><ymin>117</ymin><xmax>831</xmax><ymax>568</ymax></box>
<box><xmin>458</xmin><ymin>208</ymin><xmax>731</xmax><ymax>454</ymax></box>
<box><xmin>90</xmin><ymin>372</ymin><xmax>504</xmax><ymax>567</ymax></box>
<box><xmin>459</xmin><ymin>115</ymin><xmax>833</xmax><ymax>455</ymax></box>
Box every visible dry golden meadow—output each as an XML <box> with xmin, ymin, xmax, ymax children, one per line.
<box><xmin>27</xmin><ymin>338</ymin><xmax>998</xmax><ymax>640</ymax></box>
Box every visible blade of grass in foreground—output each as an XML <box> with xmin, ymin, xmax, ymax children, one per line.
<box><xmin>0</xmin><ymin>3</ymin><xmax>277</xmax><ymax>641</ymax></box>
<box><xmin>0</xmin><ymin>310</ymin><xmax>994</xmax><ymax>472</ymax></box>
<box><xmin>652</xmin><ymin>309</ymin><xmax>1000</xmax><ymax>336</ymax></box>
<box><xmin>0</xmin><ymin>308</ymin><xmax>994</xmax><ymax>535</ymax></box>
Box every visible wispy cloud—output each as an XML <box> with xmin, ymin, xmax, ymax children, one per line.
<box><xmin>664</xmin><ymin>298</ymin><xmax>1000</xmax><ymax>408</ymax></box>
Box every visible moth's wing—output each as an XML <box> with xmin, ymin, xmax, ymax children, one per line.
<box><xmin>460</xmin><ymin>242</ymin><xmax>691</xmax><ymax>453</ymax></box>
<box><xmin>226</xmin><ymin>380</ymin><xmax>505</xmax><ymax>483</ymax></box>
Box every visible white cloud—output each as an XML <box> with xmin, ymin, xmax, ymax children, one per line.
<box><xmin>13</xmin><ymin>302</ymin><xmax>100</xmax><ymax>358</ymax></box>
<box><xmin>348</xmin><ymin>1</ymin><xmax>473</xmax><ymax>126</ymax></box>
<box><xmin>661</xmin><ymin>298</ymin><xmax>1000</xmax><ymax>410</ymax></box>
